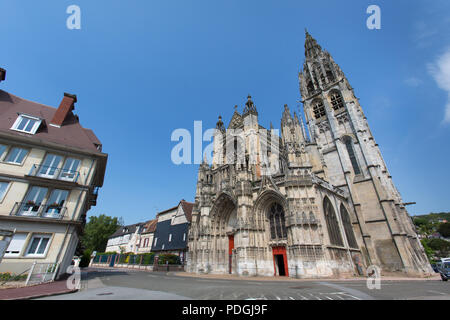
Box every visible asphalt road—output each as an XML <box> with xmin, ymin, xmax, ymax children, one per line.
<box><xmin>38</xmin><ymin>268</ymin><xmax>450</xmax><ymax>300</ymax></box>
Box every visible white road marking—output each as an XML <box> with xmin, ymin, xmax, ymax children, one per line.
<box><xmin>340</xmin><ymin>293</ymin><xmax>362</xmax><ymax>300</ymax></box>
<box><xmin>308</xmin><ymin>293</ymin><xmax>321</xmax><ymax>300</ymax></box>
<box><xmin>321</xmin><ymin>294</ymin><xmax>333</xmax><ymax>300</ymax></box>
<box><xmin>428</xmin><ymin>290</ymin><xmax>447</xmax><ymax>296</ymax></box>
<box><xmin>318</xmin><ymin>282</ymin><xmax>373</xmax><ymax>300</ymax></box>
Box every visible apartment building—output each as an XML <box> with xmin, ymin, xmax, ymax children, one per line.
<box><xmin>0</xmin><ymin>69</ymin><xmax>107</xmax><ymax>278</ymax></box>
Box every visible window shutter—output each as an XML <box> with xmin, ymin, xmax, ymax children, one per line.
<box><xmin>5</xmin><ymin>233</ymin><xmax>27</xmax><ymax>256</ymax></box>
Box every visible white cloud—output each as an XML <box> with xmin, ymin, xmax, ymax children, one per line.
<box><xmin>413</xmin><ymin>21</ymin><xmax>438</xmax><ymax>48</ymax></box>
<box><xmin>427</xmin><ymin>48</ymin><xmax>450</xmax><ymax>124</ymax></box>
<box><xmin>404</xmin><ymin>77</ymin><xmax>423</xmax><ymax>87</ymax></box>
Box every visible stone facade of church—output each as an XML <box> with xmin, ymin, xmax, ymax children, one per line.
<box><xmin>186</xmin><ymin>32</ymin><xmax>432</xmax><ymax>278</ymax></box>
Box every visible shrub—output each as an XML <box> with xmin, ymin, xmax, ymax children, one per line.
<box><xmin>119</xmin><ymin>254</ymin><xmax>129</xmax><ymax>264</ymax></box>
<box><xmin>438</xmin><ymin>223</ymin><xmax>450</xmax><ymax>238</ymax></box>
<box><xmin>0</xmin><ymin>272</ymin><xmax>27</xmax><ymax>282</ymax></box>
<box><xmin>157</xmin><ymin>253</ymin><xmax>181</xmax><ymax>265</ymax></box>
<box><xmin>79</xmin><ymin>249</ymin><xmax>92</xmax><ymax>268</ymax></box>
<box><xmin>128</xmin><ymin>255</ymin><xmax>137</xmax><ymax>264</ymax></box>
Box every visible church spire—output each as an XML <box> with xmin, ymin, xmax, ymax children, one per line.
<box><xmin>304</xmin><ymin>29</ymin><xmax>322</xmax><ymax>59</ymax></box>
<box><xmin>243</xmin><ymin>95</ymin><xmax>258</xmax><ymax>116</ymax></box>
<box><xmin>216</xmin><ymin>115</ymin><xmax>225</xmax><ymax>132</ymax></box>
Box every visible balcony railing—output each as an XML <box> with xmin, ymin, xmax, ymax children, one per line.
<box><xmin>28</xmin><ymin>164</ymin><xmax>80</xmax><ymax>183</ymax></box>
<box><xmin>10</xmin><ymin>202</ymin><xmax>68</xmax><ymax>220</ymax></box>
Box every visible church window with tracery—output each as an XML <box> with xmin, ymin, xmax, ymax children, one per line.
<box><xmin>343</xmin><ymin>136</ymin><xmax>362</xmax><ymax>175</ymax></box>
<box><xmin>330</xmin><ymin>91</ymin><xmax>345</xmax><ymax>111</ymax></box>
<box><xmin>323</xmin><ymin>197</ymin><xmax>344</xmax><ymax>246</ymax></box>
<box><xmin>269</xmin><ymin>203</ymin><xmax>287</xmax><ymax>240</ymax></box>
<box><xmin>340</xmin><ymin>204</ymin><xmax>358</xmax><ymax>249</ymax></box>
<box><xmin>312</xmin><ymin>99</ymin><xmax>326</xmax><ymax>119</ymax></box>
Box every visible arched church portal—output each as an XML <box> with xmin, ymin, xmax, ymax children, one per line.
<box><xmin>211</xmin><ymin>193</ymin><xmax>237</xmax><ymax>274</ymax></box>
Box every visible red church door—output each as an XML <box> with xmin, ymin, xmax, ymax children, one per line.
<box><xmin>228</xmin><ymin>235</ymin><xmax>234</xmax><ymax>274</ymax></box>
<box><xmin>272</xmin><ymin>246</ymin><xmax>288</xmax><ymax>277</ymax></box>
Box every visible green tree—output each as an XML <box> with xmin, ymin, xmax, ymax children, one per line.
<box><xmin>80</xmin><ymin>214</ymin><xmax>123</xmax><ymax>253</ymax></box>
<box><xmin>420</xmin><ymin>239</ymin><xmax>434</xmax><ymax>262</ymax></box>
<box><xmin>437</xmin><ymin>223</ymin><xmax>450</xmax><ymax>238</ymax></box>
<box><xmin>413</xmin><ymin>217</ymin><xmax>433</xmax><ymax>235</ymax></box>
<box><xmin>424</xmin><ymin>238</ymin><xmax>450</xmax><ymax>258</ymax></box>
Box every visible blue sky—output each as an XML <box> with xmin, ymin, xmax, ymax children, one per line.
<box><xmin>1</xmin><ymin>0</ymin><xmax>449</xmax><ymax>224</ymax></box>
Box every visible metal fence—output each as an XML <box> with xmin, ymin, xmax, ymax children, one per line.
<box><xmin>94</xmin><ymin>253</ymin><xmax>155</xmax><ymax>266</ymax></box>
<box><xmin>92</xmin><ymin>253</ymin><xmax>184</xmax><ymax>271</ymax></box>
<box><xmin>25</xmin><ymin>262</ymin><xmax>59</xmax><ymax>285</ymax></box>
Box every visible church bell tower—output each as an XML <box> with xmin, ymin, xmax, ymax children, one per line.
<box><xmin>299</xmin><ymin>30</ymin><xmax>431</xmax><ymax>274</ymax></box>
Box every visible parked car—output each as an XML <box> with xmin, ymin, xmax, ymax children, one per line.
<box><xmin>436</xmin><ymin>258</ymin><xmax>450</xmax><ymax>281</ymax></box>
<box><xmin>431</xmin><ymin>264</ymin><xmax>439</xmax><ymax>273</ymax></box>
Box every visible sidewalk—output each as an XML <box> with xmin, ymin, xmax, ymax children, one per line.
<box><xmin>174</xmin><ymin>272</ymin><xmax>442</xmax><ymax>282</ymax></box>
<box><xmin>0</xmin><ymin>279</ymin><xmax>77</xmax><ymax>300</ymax></box>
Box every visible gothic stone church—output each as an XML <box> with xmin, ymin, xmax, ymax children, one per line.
<box><xmin>186</xmin><ymin>31</ymin><xmax>432</xmax><ymax>278</ymax></box>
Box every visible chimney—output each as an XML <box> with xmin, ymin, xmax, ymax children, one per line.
<box><xmin>50</xmin><ymin>93</ymin><xmax>77</xmax><ymax>127</ymax></box>
<box><xmin>0</xmin><ymin>68</ymin><xmax>6</xmax><ymax>82</ymax></box>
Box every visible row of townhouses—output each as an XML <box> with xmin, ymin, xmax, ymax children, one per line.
<box><xmin>0</xmin><ymin>68</ymin><xmax>108</xmax><ymax>278</ymax></box>
<box><xmin>105</xmin><ymin>200</ymin><xmax>193</xmax><ymax>263</ymax></box>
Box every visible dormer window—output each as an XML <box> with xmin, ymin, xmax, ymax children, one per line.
<box><xmin>11</xmin><ymin>114</ymin><xmax>42</xmax><ymax>134</ymax></box>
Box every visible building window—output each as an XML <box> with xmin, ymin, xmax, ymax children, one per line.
<box><xmin>26</xmin><ymin>235</ymin><xmax>51</xmax><ymax>256</ymax></box>
<box><xmin>59</xmin><ymin>158</ymin><xmax>81</xmax><ymax>181</ymax></box>
<box><xmin>43</xmin><ymin>189</ymin><xmax>69</xmax><ymax>218</ymax></box>
<box><xmin>4</xmin><ymin>233</ymin><xmax>28</xmax><ymax>257</ymax></box>
<box><xmin>268</xmin><ymin>203</ymin><xmax>287</xmax><ymax>240</ymax></box>
<box><xmin>169</xmin><ymin>234</ymin><xmax>172</xmax><ymax>242</ymax></box>
<box><xmin>330</xmin><ymin>91</ymin><xmax>345</xmax><ymax>111</ymax></box>
<box><xmin>340</xmin><ymin>204</ymin><xmax>358</xmax><ymax>249</ymax></box>
<box><xmin>183</xmin><ymin>233</ymin><xmax>186</xmax><ymax>241</ymax></box>
<box><xmin>0</xmin><ymin>181</ymin><xmax>9</xmax><ymax>202</ymax></box>
<box><xmin>324</xmin><ymin>62</ymin><xmax>335</xmax><ymax>83</ymax></box>
<box><xmin>343</xmin><ymin>136</ymin><xmax>362</xmax><ymax>175</ymax></box>
<box><xmin>323</xmin><ymin>197</ymin><xmax>344</xmax><ymax>247</ymax></box>
<box><xmin>162</xmin><ymin>244</ymin><xmax>165</xmax><ymax>250</ymax></box>
<box><xmin>144</xmin><ymin>238</ymin><xmax>149</xmax><ymax>247</ymax></box>
<box><xmin>0</xmin><ymin>144</ymin><xmax>7</xmax><ymax>159</ymax></box>
<box><xmin>312</xmin><ymin>99</ymin><xmax>326</xmax><ymax>119</ymax></box>
<box><xmin>38</xmin><ymin>154</ymin><xmax>63</xmax><ymax>178</ymax></box>
<box><xmin>20</xmin><ymin>186</ymin><xmax>48</xmax><ymax>216</ymax></box>
<box><xmin>5</xmin><ymin>147</ymin><xmax>28</xmax><ymax>164</ymax></box>
<box><xmin>11</xmin><ymin>114</ymin><xmax>42</xmax><ymax>134</ymax></box>
<box><xmin>154</xmin><ymin>238</ymin><xmax>158</xmax><ymax>246</ymax></box>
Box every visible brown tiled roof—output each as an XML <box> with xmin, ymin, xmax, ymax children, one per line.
<box><xmin>155</xmin><ymin>199</ymin><xmax>194</xmax><ymax>222</ymax></box>
<box><xmin>142</xmin><ymin>219</ymin><xmax>157</xmax><ymax>234</ymax></box>
<box><xmin>180</xmin><ymin>200</ymin><xmax>194</xmax><ymax>223</ymax></box>
<box><xmin>0</xmin><ymin>90</ymin><xmax>103</xmax><ymax>153</ymax></box>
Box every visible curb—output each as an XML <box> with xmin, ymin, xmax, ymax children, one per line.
<box><xmin>172</xmin><ymin>272</ymin><xmax>442</xmax><ymax>282</ymax></box>
<box><xmin>4</xmin><ymin>289</ymin><xmax>78</xmax><ymax>300</ymax></box>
